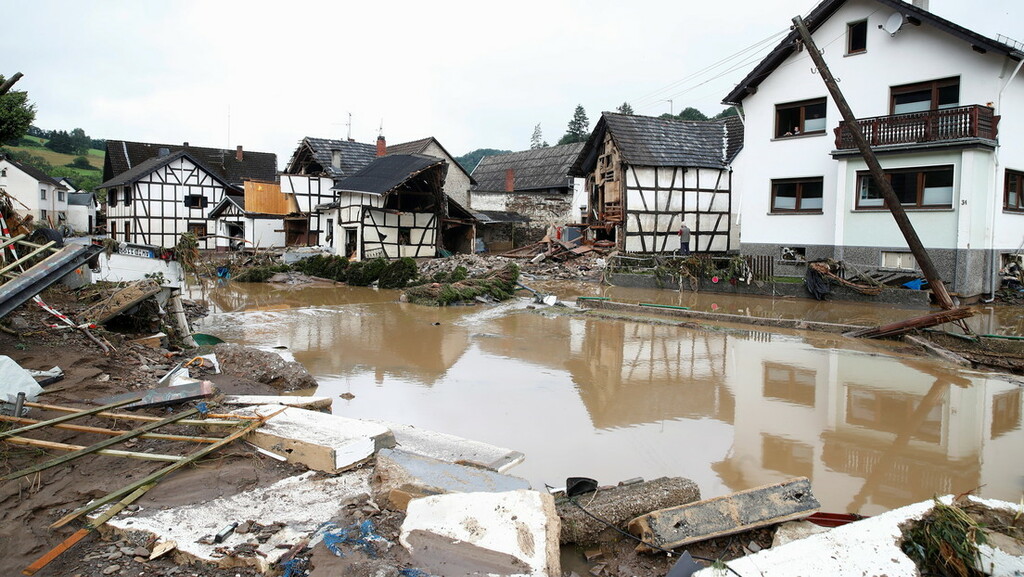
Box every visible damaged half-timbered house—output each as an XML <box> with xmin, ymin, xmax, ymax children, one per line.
<box><xmin>317</xmin><ymin>154</ymin><xmax>449</xmax><ymax>260</ymax></box>
<box><xmin>469</xmin><ymin>142</ymin><xmax>585</xmax><ymax>251</ymax></box>
<box><xmin>570</xmin><ymin>113</ymin><xmax>743</xmax><ymax>254</ymax></box>
<box><xmin>282</xmin><ymin>135</ymin><xmax>478</xmax><ymax>255</ymax></box>
<box><xmin>100</xmin><ymin>141</ymin><xmax>277</xmax><ymax>250</ymax></box>
<box><xmin>208</xmin><ymin>180</ymin><xmax>318</xmax><ymax>249</ymax></box>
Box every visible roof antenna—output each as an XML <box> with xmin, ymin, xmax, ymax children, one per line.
<box><xmin>378</xmin><ymin>119</ymin><xmax>384</xmax><ymax>137</ymax></box>
<box><xmin>346</xmin><ymin>112</ymin><xmax>353</xmax><ymax>141</ymax></box>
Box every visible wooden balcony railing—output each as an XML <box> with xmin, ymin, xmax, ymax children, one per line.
<box><xmin>834</xmin><ymin>105</ymin><xmax>999</xmax><ymax>149</ymax></box>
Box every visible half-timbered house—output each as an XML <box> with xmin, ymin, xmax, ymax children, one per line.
<box><xmin>570</xmin><ymin>113</ymin><xmax>743</xmax><ymax>254</ymax></box>
<box><xmin>317</xmin><ymin>154</ymin><xmax>447</xmax><ymax>260</ymax></box>
<box><xmin>207</xmin><ymin>180</ymin><xmax>318</xmax><ymax>250</ymax></box>
<box><xmin>100</xmin><ymin>141</ymin><xmax>277</xmax><ymax>250</ymax></box>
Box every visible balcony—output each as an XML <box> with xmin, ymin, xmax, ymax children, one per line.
<box><xmin>834</xmin><ymin>105</ymin><xmax>999</xmax><ymax>151</ymax></box>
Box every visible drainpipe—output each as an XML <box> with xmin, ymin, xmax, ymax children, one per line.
<box><xmin>986</xmin><ymin>55</ymin><xmax>1024</xmax><ymax>301</ymax></box>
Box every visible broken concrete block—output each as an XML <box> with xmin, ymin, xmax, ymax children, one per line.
<box><xmin>368</xmin><ymin>419</ymin><xmax>525</xmax><ymax>472</ymax></box>
<box><xmin>106</xmin><ymin>471</ymin><xmax>370</xmax><ymax>573</ymax></box>
<box><xmin>771</xmin><ymin>520</ymin><xmax>832</xmax><ymax>548</ymax></box>
<box><xmin>220</xmin><ymin>395</ymin><xmax>332</xmax><ymax>412</ymax></box>
<box><xmin>240</xmin><ymin>405</ymin><xmax>394</xmax><ymax>473</ymax></box>
<box><xmin>693</xmin><ymin>496</ymin><xmax>1024</xmax><ymax>577</ymax></box>
<box><xmin>629</xmin><ymin>477</ymin><xmax>819</xmax><ymax>552</ymax></box>
<box><xmin>556</xmin><ymin>477</ymin><xmax>700</xmax><ymax>544</ymax></box>
<box><xmin>401</xmin><ymin>490</ymin><xmax>561</xmax><ymax>577</ymax></box>
<box><xmin>374</xmin><ymin>448</ymin><xmax>530</xmax><ymax>511</ymax></box>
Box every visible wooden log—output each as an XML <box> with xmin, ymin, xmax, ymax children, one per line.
<box><xmin>1</xmin><ymin>408</ymin><xmax>199</xmax><ymax>480</ymax></box>
<box><xmin>4</xmin><ymin>436</ymin><xmax>184</xmax><ymax>462</ymax></box>
<box><xmin>843</xmin><ymin>307</ymin><xmax>973</xmax><ymax>339</ymax></box>
<box><xmin>556</xmin><ymin>477</ymin><xmax>700</xmax><ymax>544</ymax></box>
<box><xmin>627</xmin><ymin>477</ymin><xmax>820</xmax><ymax>553</ymax></box>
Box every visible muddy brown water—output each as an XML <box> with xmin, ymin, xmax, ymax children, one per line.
<box><xmin>194</xmin><ymin>281</ymin><xmax>1024</xmax><ymax>518</ymax></box>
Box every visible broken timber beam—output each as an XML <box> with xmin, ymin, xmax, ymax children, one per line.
<box><xmin>627</xmin><ymin>477</ymin><xmax>820</xmax><ymax>553</ymax></box>
<box><xmin>792</xmin><ymin>16</ymin><xmax>957</xmax><ymax>312</ymax></box>
<box><xmin>842</xmin><ymin>307</ymin><xmax>973</xmax><ymax>339</ymax></box>
<box><xmin>0</xmin><ymin>397</ymin><xmax>142</xmax><ymax>441</ymax></box>
<box><xmin>81</xmin><ymin>278</ymin><xmax>162</xmax><ymax>325</ymax></box>
<box><xmin>3</xmin><ymin>436</ymin><xmax>184</xmax><ymax>462</ymax></box>
<box><xmin>50</xmin><ymin>415</ymin><xmax>271</xmax><ymax>529</ymax></box>
<box><xmin>0</xmin><ymin>415</ymin><xmax>221</xmax><ymax>443</ymax></box>
<box><xmin>1</xmin><ymin>407</ymin><xmax>200</xmax><ymax>481</ymax></box>
<box><xmin>24</xmin><ymin>401</ymin><xmax>249</xmax><ymax>427</ymax></box>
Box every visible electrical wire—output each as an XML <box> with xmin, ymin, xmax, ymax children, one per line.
<box><xmin>566</xmin><ymin>496</ymin><xmax>744</xmax><ymax>577</ymax></box>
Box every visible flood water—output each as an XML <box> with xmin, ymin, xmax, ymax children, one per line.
<box><xmin>194</xmin><ymin>281</ymin><xmax>1024</xmax><ymax>517</ymax></box>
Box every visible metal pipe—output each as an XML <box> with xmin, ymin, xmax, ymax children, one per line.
<box><xmin>13</xmin><ymin>392</ymin><xmax>26</xmax><ymax>417</ymax></box>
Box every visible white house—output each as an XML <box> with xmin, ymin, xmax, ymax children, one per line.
<box><xmin>725</xmin><ymin>0</ymin><xmax>1023</xmax><ymax>299</ymax></box>
<box><xmin>100</xmin><ymin>141</ymin><xmax>278</xmax><ymax>250</ymax></box>
<box><xmin>0</xmin><ymin>154</ymin><xmax>68</xmax><ymax>227</ymax></box>
<box><xmin>66</xmin><ymin>191</ymin><xmax>97</xmax><ymax>235</ymax></box>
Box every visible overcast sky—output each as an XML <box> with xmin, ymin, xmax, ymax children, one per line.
<box><xmin>4</xmin><ymin>0</ymin><xmax>1019</xmax><ymax>166</ymax></box>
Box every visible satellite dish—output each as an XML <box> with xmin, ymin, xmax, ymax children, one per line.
<box><xmin>881</xmin><ymin>12</ymin><xmax>905</xmax><ymax>36</ymax></box>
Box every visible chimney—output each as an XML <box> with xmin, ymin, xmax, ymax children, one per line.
<box><xmin>236</xmin><ymin>145</ymin><xmax>243</xmax><ymax>161</ymax></box>
<box><xmin>183</xmin><ymin>142</ymin><xmax>189</xmax><ymax>147</ymax></box>
<box><xmin>505</xmin><ymin>168</ymin><xmax>515</xmax><ymax>192</ymax></box>
<box><xmin>376</xmin><ymin>135</ymin><xmax>387</xmax><ymax>157</ymax></box>
<box><xmin>912</xmin><ymin>0</ymin><xmax>929</xmax><ymax>10</ymax></box>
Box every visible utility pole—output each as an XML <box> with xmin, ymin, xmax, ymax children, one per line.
<box><xmin>664</xmin><ymin>99</ymin><xmax>674</xmax><ymax>116</ymax></box>
<box><xmin>792</xmin><ymin>16</ymin><xmax>958</xmax><ymax>312</ymax></box>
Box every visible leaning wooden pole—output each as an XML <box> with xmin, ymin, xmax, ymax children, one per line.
<box><xmin>0</xmin><ymin>72</ymin><xmax>24</xmax><ymax>96</ymax></box>
<box><xmin>792</xmin><ymin>16</ymin><xmax>956</xmax><ymax>311</ymax></box>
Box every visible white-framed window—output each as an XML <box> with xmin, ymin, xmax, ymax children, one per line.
<box><xmin>881</xmin><ymin>251</ymin><xmax>917</xmax><ymax>270</ymax></box>
<box><xmin>40</xmin><ymin>188</ymin><xmax>47</xmax><ymax>200</ymax></box>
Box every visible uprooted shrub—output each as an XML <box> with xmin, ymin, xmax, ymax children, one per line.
<box><xmin>346</xmin><ymin>258</ymin><xmax>388</xmax><ymax>286</ymax></box>
<box><xmin>404</xmin><ymin>263</ymin><xmax>520</xmax><ymax>306</ymax></box>
<box><xmin>378</xmin><ymin>257</ymin><xmax>421</xmax><ymax>289</ymax></box>
<box><xmin>431</xmin><ymin>265</ymin><xmax>468</xmax><ymax>284</ymax></box>
<box><xmin>293</xmin><ymin>254</ymin><xmax>349</xmax><ymax>282</ymax></box>
<box><xmin>233</xmin><ymin>264</ymin><xmax>291</xmax><ymax>283</ymax></box>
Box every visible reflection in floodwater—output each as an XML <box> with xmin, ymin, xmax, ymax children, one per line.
<box><xmin>196</xmin><ymin>281</ymin><xmax>1024</xmax><ymax>514</ymax></box>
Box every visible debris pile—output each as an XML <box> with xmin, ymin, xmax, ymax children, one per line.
<box><xmin>403</xmin><ymin>263</ymin><xmax>520</xmax><ymax>306</ymax></box>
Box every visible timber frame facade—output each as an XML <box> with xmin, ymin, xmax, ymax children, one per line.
<box><xmin>101</xmin><ymin>151</ymin><xmax>233</xmax><ymax>250</ymax></box>
<box><xmin>572</xmin><ymin>113</ymin><xmax>743</xmax><ymax>254</ymax></box>
<box><xmin>319</xmin><ymin>154</ymin><xmax>448</xmax><ymax>260</ymax></box>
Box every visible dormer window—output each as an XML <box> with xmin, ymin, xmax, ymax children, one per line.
<box><xmin>847</xmin><ymin>20</ymin><xmax>867</xmax><ymax>54</ymax></box>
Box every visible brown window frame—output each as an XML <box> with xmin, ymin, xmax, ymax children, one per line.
<box><xmin>847</xmin><ymin>20</ymin><xmax>867</xmax><ymax>54</ymax></box>
<box><xmin>770</xmin><ymin>177</ymin><xmax>824</xmax><ymax>213</ymax></box>
<box><xmin>855</xmin><ymin>165</ymin><xmax>954</xmax><ymax>210</ymax></box>
<box><xmin>186</xmin><ymin>222</ymin><xmax>208</xmax><ymax>238</ymax></box>
<box><xmin>890</xmin><ymin>77</ymin><xmax>960</xmax><ymax>114</ymax></box>
<box><xmin>1005</xmin><ymin>169</ymin><xmax>1024</xmax><ymax>213</ymax></box>
<box><xmin>774</xmin><ymin>98</ymin><xmax>827</xmax><ymax>138</ymax></box>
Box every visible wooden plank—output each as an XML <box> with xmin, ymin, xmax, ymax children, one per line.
<box><xmin>23</xmin><ymin>402</ymin><xmax>249</xmax><ymax>427</ymax></box>
<box><xmin>49</xmin><ymin>415</ymin><xmax>272</xmax><ymax>529</ymax></box>
<box><xmin>0</xmin><ymin>397</ymin><xmax>142</xmax><ymax>441</ymax></box>
<box><xmin>80</xmin><ymin>278</ymin><xmax>162</xmax><ymax>325</ymax></box>
<box><xmin>23</xmin><ymin>483</ymin><xmax>156</xmax><ymax>576</ymax></box>
<box><xmin>1</xmin><ymin>408</ymin><xmax>199</xmax><ymax>481</ymax></box>
<box><xmin>4</xmin><ymin>436</ymin><xmax>184</xmax><ymax>462</ymax></box>
<box><xmin>627</xmin><ymin>477</ymin><xmax>820</xmax><ymax>552</ymax></box>
<box><xmin>0</xmin><ymin>415</ymin><xmax>221</xmax><ymax>443</ymax></box>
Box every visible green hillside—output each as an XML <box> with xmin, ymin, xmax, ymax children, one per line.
<box><xmin>2</xmin><ymin>135</ymin><xmax>105</xmax><ymax>191</ymax></box>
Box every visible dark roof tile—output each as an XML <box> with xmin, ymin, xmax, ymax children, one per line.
<box><xmin>333</xmin><ymin>154</ymin><xmax>447</xmax><ymax>196</ymax></box>
<box><xmin>470</xmin><ymin>142</ymin><xmax>584</xmax><ymax>193</ymax></box>
<box><xmin>103</xmin><ymin>140</ymin><xmax>277</xmax><ymax>186</ymax></box>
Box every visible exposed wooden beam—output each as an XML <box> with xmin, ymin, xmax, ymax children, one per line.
<box><xmin>0</xmin><ymin>398</ymin><xmax>142</xmax><ymax>441</ymax></box>
<box><xmin>4</xmin><ymin>436</ymin><xmax>183</xmax><ymax>462</ymax></box>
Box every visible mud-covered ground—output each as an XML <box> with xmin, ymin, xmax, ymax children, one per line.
<box><xmin>0</xmin><ymin>283</ymin><xmax>809</xmax><ymax>577</ymax></box>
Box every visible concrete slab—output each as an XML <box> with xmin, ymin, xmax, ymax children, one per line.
<box><xmin>628</xmin><ymin>477</ymin><xmax>819</xmax><ymax>552</ymax></box>
<box><xmin>236</xmin><ymin>405</ymin><xmax>394</xmax><ymax>473</ymax></box>
<box><xmin>221</xmin><ymin>395</ymin><xmax>332</xmax><ymax>412</ymax></box>
<box><xmin>400</xmin><ymin>490</ymin><xmax>561</xmax><ymax>577</ymax></box>
<box><xmin>556</xmin><ymin>477</ymin><xmax>700</xmax><ymax>544</ymax></box>
<box><xmin>374</xmin><ymin>448</ymin><xmax>531</xmax><ymax>510</ymax></box>
<box><xmin>105</xmin><ymin>470</ymin><xmax>370</xmax><ymax>573</ymax></box>
<box><xmin>694</xmin><ymin>496</ymin><xmax>1024</xmax><ymax>577</ymax></box>
<box><xmin>367</xmin><ymin>419</ymin><xmax>525</xmax><ymax>472</ymax></box>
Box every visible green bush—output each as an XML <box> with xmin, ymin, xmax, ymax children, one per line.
<box><xmin>378</xmin><ymin>257</ymin><xmax>420</xmax><ymax>289</ymax></box>
<box><xmin>293</xmin><ymin>254</ymin><xmax>349</xmax><ymax>281</ymax></box>
<box><xmin>67</xmin><ymin>156</ymin><xmax>95</xmax><ymax>170</ymax></box>
<box><xmin>347</xmin><ymin>258</ymin><xmax>388</xmax><ymax>286</ymax></box>
<box><xmin>234</xmin><ymin>264</ymin><xmax>290</xmax><ymax>283</ymax></box>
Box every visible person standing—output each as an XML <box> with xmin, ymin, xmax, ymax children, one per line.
<box><xmin>678</xmin><ymin>222</ymin><xmax>691</xmax><ymax>256</ymax></box>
